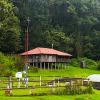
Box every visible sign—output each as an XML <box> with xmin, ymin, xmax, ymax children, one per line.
<box><xmin>15</xmin><ymin>72</ymin><xmax>22</xmax><ymax>78</ymax></box>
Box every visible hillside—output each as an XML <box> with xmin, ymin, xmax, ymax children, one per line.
<box><xmin>29</xmin><ymin>66</ymin><xmax>100</xmax><ymax>78</ymax></box>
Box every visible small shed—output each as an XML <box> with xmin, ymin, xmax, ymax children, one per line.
<box><xmin>87</xmin><ymin>74</ymin><xmax>100</xmax><ymax>90</ymax></box>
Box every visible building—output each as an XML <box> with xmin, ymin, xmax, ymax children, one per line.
<box><xmin>87</xmin><ymin>74</ymin><xmax>100</xmax><ymax>90</ymax></box>
<box><xmin>20</xmin><ymin>47</ymin><xmax>72</xmax><ymax>69</ymax></box>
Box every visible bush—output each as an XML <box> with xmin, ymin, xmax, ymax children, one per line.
<box><xmin>70</xmin><ymin>58</ymin><xmax>97</xmax><ymax>69</ymax></box>
<box><xmin>14</xmin><ymin>56</ymin><xmax>24</xmax><ymax>71</ymax></box>
<box><xmin>0</xmin><ymin>52</ymin><xmax>24</xmax><ymax>76</ymax></box>
<box><xmin>80</xmin><ymin>58</ymin><xmax>97</xmax><ymax>69</ymax></box>
<box><xmin>70</xmin><ymin>58</ymin><xmax>80</xmax><ymax>67</ymax></box>
<box><xmin>97</xmin><ymin>61</ymin><xmax>100</xmax><ymax>70</ymax></box>
<box><xmin>54</xmin><ymin>80</ymin><xmax>93</xmax><ymax>95</ymax></box>
<box><xmin>29</xmin><ymin>66</ymin><xmax>39</xmax><ymax>73</ymax></box>
<box><xmin>0</xmin><ymin>64</ymin><xmax>13</xmax><ymax>76</ymax></box>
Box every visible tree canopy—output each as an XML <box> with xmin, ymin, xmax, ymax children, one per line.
<box><xmin>0</xmin><ymin>0</ymin><xmax>20</xmax><ymax>53</ymax></box>
<box><xmin>0</xmin><ymin>0</ymin><xmax>100</xmax><ymax>60</ymax></box>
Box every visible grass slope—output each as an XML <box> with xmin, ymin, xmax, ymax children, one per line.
<box><xmin>29</xmin><ymin>66</ymin><xmax>100</xmax><ymax>78</ymax></box>
<box><xmin>0</xmin><ymin>66</ymin><xmax>100</xmax><ymax>100</ymax></box>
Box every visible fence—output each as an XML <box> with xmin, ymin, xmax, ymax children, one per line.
<box><xmin>0</xmin><ymin>76</ymin><xmax>92</xmax><ymax>96</ymax></box>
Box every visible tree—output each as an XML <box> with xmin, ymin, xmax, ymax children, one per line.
<box><xmin>11</xmin><ymin>0</ymin><xmax>50</xmax><ymax>50</ymax></box>
<box><xmin>11</xmin><ymin>0</ymin><xmax>100</xmax><ymax>60</ymax></box>
<box><xmin>0</xmin><ymin>0</ymin><xmax>20</xmax><ymax>53</ymax></box>
<box><xmin>41</xmin><ymin>27</ymin><xmax>71</xmax><ymax>52</ymax></box>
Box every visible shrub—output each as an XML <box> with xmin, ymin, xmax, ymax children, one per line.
<box><xmin>0</xmin><ymin>52</ymin><xmax>24</xmax><ymax>76</ymax></box>
<box><xmin>55</xmin><ymin>80</ymin><xmax>93</xmax><ymax>95</ymax></box>
<box><xmin>80</xmin><ymin>58</ymin><xmax>97</xmax><ymax>69</ymax></box>
<box><xmin>14</xmin><ymin>56</ymin><xmax>24</xmax><ymax>71</ymax></box>
<box><xmin>70</xmin><ymin>58</ymin><xmax>80</xmax><ymax>67</ymax></box>
<box><xmin>0</xmin><ymin>64</ymin><xmax>13</xmax><ymax>76</ymax></box>
<box><xmin>29</xmin><ymin>66</ymin><xmax>39</xmax><ymax>73</ymax></box>
<box><xmin>97</xmin><ymin>61</ymin><xmax>100</xmax><ymax>70</ymax></box>
<box><xmin>70</xmin><ymin>57</ymin><xmax>97</xmax><ymax>69</ymax></box>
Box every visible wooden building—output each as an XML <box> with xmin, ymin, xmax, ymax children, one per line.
<box><xmin>20</xmin><ymin>47</ymin><xmax>72</xmax><ymax>69</ymax></box>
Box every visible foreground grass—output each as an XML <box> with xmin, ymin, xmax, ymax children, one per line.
<box><xmin>0</xmin><ymin>90</ymin><xmax>100</xmax><ymax>100</ymax></box>
<box><xmin>0</xmin><ymin>66</ymin><xmax>100</xmax><ymax>100</ymax></box>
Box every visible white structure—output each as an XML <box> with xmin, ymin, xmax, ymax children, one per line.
<box><xmin>15</xmin><ymin>72</ymin><xmax>22</xmax><ymax>79</ymax></box>
<box><xmin>87</xmin><ymin>74</ymin><xmax>100</xmax><ymax>82</ymax></box>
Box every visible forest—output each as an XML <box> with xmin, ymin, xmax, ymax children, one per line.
<box><xmin>0</xmin><ymin>0</ymin><xmax>100</xmax><ymax>60</ymax></box>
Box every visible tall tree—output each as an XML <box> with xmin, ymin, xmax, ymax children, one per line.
<box><xmin>0</xmin><ymin>0</ymin><xmax>20</xmax><ymax>53</ymax></box>
<box><xmin>41</xmin><ymin>26</ymin><xmax>71</xmax><ymax>52</ymax></box>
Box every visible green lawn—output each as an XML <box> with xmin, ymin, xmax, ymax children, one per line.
<box><xmin>0</xmin><ymin>66</ymin><xmax>100</xmax><ymax>100</ymax></box>
<box><xmin>0</xmin><ymin>90</ymin><xmax>100</xmax><ymax>100</ymax></box>
<box><xmin>29</xmin><ymin>66</ymin><xmax>100</xmax><ymax>78</ymax></box>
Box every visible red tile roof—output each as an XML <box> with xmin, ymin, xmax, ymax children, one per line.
<box><xmin>20</xmin><ymin>47</ymin><xmax>72</xmax><ymax>57</ymax></box>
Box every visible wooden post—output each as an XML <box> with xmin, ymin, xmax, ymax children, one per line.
<box><xmin>58</xmin><ymin>77</ymin><xmax>60</xmax><ymax>95</ymax></box>
<box><xmin>58</xmin><ymin>63</ymin><xmax>60</xmax><ymax>70</ymax></box>
<box><xmin>52</xmin><ymin>77</ymin><xmax>55</xmax><ymax>93</ymax></box>
<box><xmin>51</xmin><ymin>63</ymin><xmax>52</xmax><ymax>70</ymax></box>
<box><xmin>44</xmin><ymin>62</ymin><xmax>46</xmax><ymax>70</ymax></box>
<box><xmin>40</xmin><ymin>76</ymin><xmax>41</xmax><ymax>87</ymax></box>
<box><xmin>53</xmin><ymin>80</ymin><xmax>55</xmax><ymax>92</ymax></box>
<box><xmin>65</xmin><ymin>63</ymin><xmax>66</xmax><ymax>69</ymax></box>
<box><xmin>70</xmin><ymin>79</ymin><xmax>72</xmax><ymax>93</ymax></box>
<box><xmin>55</xmin><ymin>63</ymin><xmax>56</xmax><ymax>70</ymax></box>
<box><xmin>62</xmin><ymin>63</ymin><xmax>64</xmax><ymax>70</ymax></box>
<box><xmin>33</xmin><ymin>62</ymin><xmax>34</xmax><ymax>67</ymax></box>
<box><xmin>17</xmin><ymin>78</ymin><xmax>20</xmax><ymax>88</ymax></box>
<box><xmin>36</xmin><ymin>62</ymin><xmax>38</xmax><ymax>67</ymax></box>
<box><xmin>48</xmin><ymin>63</ymin><xmax>49</xmax><ymax>70</ymax></box>
<box><xmin>40</xmin><ymin>62</ymin><xmax>42</xmax><ymax>69</ymax></box>
<box><xmin>53</xmin><ymin>80</ymin><xmax>55</xmax><ymax>87</ymax></box>
<box><xmin>9</xmin><ymin>76</ymin><xmax>12</xmax><ymax>89</ymax></box>
<box><xmin>81</xmin><ymin>79</ymin><xmax>83</xmax><ymax>86</ymax></box>
<box><xmin>61</xmin><ymin>63</ymin><xmax>62</xmax><ymax>70</ymax></box>
<box><xmin>58</xmin><ymin>78</ymin><xmax>60</xmax><ymax>87</ymax></box>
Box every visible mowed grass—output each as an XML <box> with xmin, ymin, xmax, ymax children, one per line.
<box><xmin>0</xmin><ymin>66</ymin><xmax>100</xmax><ymax>100</ymax></box>
<box><xmin>29</xmin><ymin>66</ymin><xmax>100</xmax><ymax>78</ymax></box>
<box><xmin>0</xmin><ymin>90</ymin><xmax>100</xmax><ymax>100</ymax></box>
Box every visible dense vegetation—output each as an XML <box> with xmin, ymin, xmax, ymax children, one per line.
<box><xmin>0</xmin><ymin>0</ymin><xmax>100</xmax><ymax>60</ymax></box>
<box><xmin>10</xmin><ymin>0</ymin><xmax>100</xmax><ymax>60</ymax></box>
<box><xmin>0</xmin><ymin>1</ymin><xmax>100</xmax><ymax>99</ymax></box>
<box><xmin>0</xmin><ymin>52</ymin><xmax>24</xmax><ymax>76</ymax></box>
<box><xmin>0</xmin><ymin>52</ymin><xmax>100</xmax><ymax>76</ymax></box>
<box><xmin>0</xmin><ymin>0</ymin><xmax>21</xmax><ymax>53</ymax></box>
<box><xmin>0</xmin><ymin>0</ymin><xmax>100</xmax><ymax>76</ymax></box>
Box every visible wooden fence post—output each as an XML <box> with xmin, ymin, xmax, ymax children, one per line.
<box><xmin>17</xmin><ymin>78</ymin><xmax>20</xmax><ymax>88</ymax></box>
<box><xmin>40</xmin><ymin>76</ymin><xmax>41</xmax><ymax>87</ymax></box>
<box><xmin>51</xmin><ymin>63</ymin><xmax>52</xmax><ymax>71</ymax></box>
<box><xmin>44</xmin><ymin>62</ymin><xmax>46</xmax><ymax>70</ymax></box>
<box><xmin>9</xmin><ymin>76</ymin><xmax>12</xmax><ymax>89</ymax></box>
<box><xmin>58</xmin><ymin>78</ymin><xmax>60</xmax><ymax>87</ymax></box>
<box><xmin>40</xmin><ymin>62</ymin><xmax>42</xmax><ymax>69</ymax></box>
<box><xmin>48</xmin><ymin>63</ymin><xmax>49</xmax><ymax>70</ymax></box>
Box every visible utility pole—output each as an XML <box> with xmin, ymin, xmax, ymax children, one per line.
<box><xmin>24</xmin><ymin>17</ymin><xmax>30</xmax><ymax>72</ymax></box>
